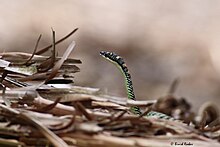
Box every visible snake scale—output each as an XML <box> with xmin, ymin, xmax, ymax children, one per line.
<box><xmin>100</xmin><ymin>51</ymin><xmax>174</xmax><ymax>120</ymax></box>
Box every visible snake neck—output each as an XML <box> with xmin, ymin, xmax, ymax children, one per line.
<box><xmin>118</xmin><ymin>64</ymin><xmax>142</xmax><ymax>115</ymax></box>
<box><xmin>120</xmin><ymin>65</ymin><xmax>136</xmax><ymax>100</ymax></box>
<box><xmin>100</xmin><ymin>51</ymin><xmax>176</xmax><ymax>117</ymax></box>
<box><xmin>100</xmin><ymin>51</ymin><xmax>141</xmax><ymax>115</ymax></box>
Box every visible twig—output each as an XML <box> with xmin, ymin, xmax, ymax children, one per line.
<box><xmin>50</xmin><ymin>115</ymin><xmax>75</xmax><ymax>131</ymax></box>
<box><xmin>139</xmin><ymin>107</ymin><xmax>152</xmax><ymax>118</ymax></box>
<box><xmin>36</xmin><ymin>28</ymin><xmax>78</xmax><ymax>55</ymax></box>
<box><xmin>0</xmin><ymin>104</ymin><xmax>69</xmax><ymax>147</ymax></box>
<box><xmin>199</xmin><ymin>111</ymin><xmax>208</xmax><ymax>131</ymax></box>
<box><xmin>37</xmin><ymin>97</ymin><xmax>62</xmax><ymax>112</ymax></box>
<box><xmin>51</xmin><ymin>28</ymin><xmax>56</xmax><ymax>67</ymax></box>
<box><xmin>111</xmin><ymin>110</ymin><xmax>127</xmax><ymax>122</ymax></box>
<box><xmin>38</xmin><ymin>30</ymin><xmax>56</xmax><ymax>72</ymax></box>
<box><xmin>45</xmin><ymin>41</ymin><xmax>76</xmax><ymax>83</ymax></box>
<box><xmin>24</xmin><ymin>34</ymin><xmax>42</xmax><ymax>66</ymax></box>
<box><xmin>0</xmin><ymin>71</ymin><xmax>8</xmax><ymax>83</ymax></box>
<box><xmin>168</xmin><ymin>78</ymin><xmax>180</xmax><ymax>95</ymax></box>
<box><xmin>2</xmin><ymin>84</ymin><xmax>11</xmax><ymax>106</ymax></box>
<box><xmin>73</xmin><ymin>102</ymin><xmax>94</xmax><ymax>121</ymax></box>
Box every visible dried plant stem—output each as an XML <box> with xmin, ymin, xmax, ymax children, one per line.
<box><xmin>0</xmin><ymin>104</ymin><xmax>69</xmax><ymax>147</ymax></box>
<box><xmin>36</xmin><ymin>28</ymin><xmax>78</xmax><ymax>55</ymax></box>
<box><xmin>24</xmin><ymin>34</ymin><xmax>42</xmax><ymax>66</ymax></box>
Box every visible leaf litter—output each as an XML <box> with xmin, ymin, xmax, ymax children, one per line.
<box><xmin>0</xmin><ymin>29</ymin><xmax>219</xmax><ymax>147</ymax></box>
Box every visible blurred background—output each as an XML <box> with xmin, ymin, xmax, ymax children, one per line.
<box><xmin>0</xmin><ymin>0</ymin><xmax>220</xmax><ymax>111</ymax></box>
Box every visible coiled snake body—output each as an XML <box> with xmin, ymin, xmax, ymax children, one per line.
<box><xmin>100</xmin><ymin>51</ymin><xmax>174</xmax><ymax>119</ymax></box>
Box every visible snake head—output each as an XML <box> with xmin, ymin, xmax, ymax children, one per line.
<box><xmin>100</xmin><ymin>51</ymin><xmax>125</xmax><ymax>65</ymax></box>
<box><xmin>100</xmin><ymin>51</ymin><xmax>114</xmax><ymax>58</ymax></box>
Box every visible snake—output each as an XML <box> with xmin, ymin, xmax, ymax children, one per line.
<box><xmin>100</xmin><ymin>51</ymin><xmax>174</xmax><ymax>119</ymax></box>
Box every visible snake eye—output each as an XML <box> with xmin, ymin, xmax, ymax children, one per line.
<box><xmin>100</xmin><ymin>51</ymin><xmax>110</xmax><ymax>58</ymax></box>
<box><xmin>100</xmin><ymin>51</ymin><xmax>105</xmax><ymax>56</ymax></box>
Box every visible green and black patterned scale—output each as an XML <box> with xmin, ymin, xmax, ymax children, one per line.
<box><xmin>100</xmin><ymin>51</ymin><xmax>174</xmax><ymax>119</ymax></box>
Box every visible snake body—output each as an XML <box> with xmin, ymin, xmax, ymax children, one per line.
<box><xmin>100</xmin><ymin>51</ymin><xmax>174</xmax><ymax>119</ymax></box>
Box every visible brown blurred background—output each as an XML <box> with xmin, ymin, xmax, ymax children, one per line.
<box><xmin>0</xmin><ymin>0</ymin><xmax>220</xmax><ymax>111</ymax></box>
